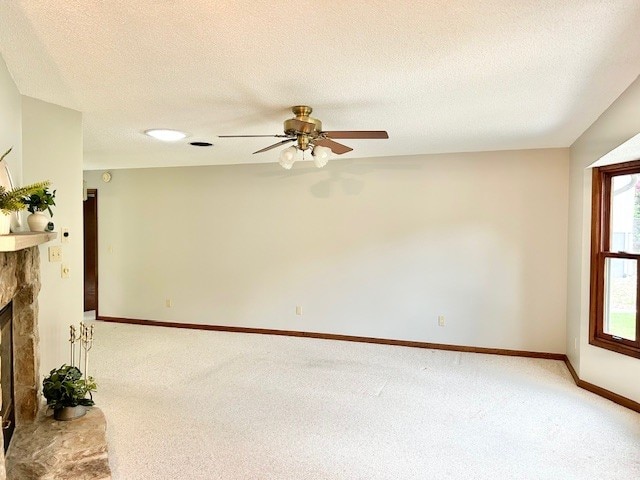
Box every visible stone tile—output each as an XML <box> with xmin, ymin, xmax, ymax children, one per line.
<box><xmin>16</xmin><ymin>248</ymin><xmax>40</xmax><ymax>288</ymax></box>
<box><xmin>14</xmin><ymin>336</ymin><xmax>37</xmax><ymax>383</ymax></box>
<box><xmin>6</xmin><ymin>407</ymin><xmax>111</xmax><ymax>480</ymax></box>
<box><xmin>14</xmin><ymin>286</ymin><xmax>38</xmax><ymax>310</ymax></box>
<box><xmin>0</xmin><ymin>246</ymin><xmax>73</xmax><ymax>478</ymax></box>
<box><xmin>0</xmin><ymin>252</ymin><xmax>17</xmax><ymax>309</ymax></box>
<box><xmin>13</xmin><ymin>303</ymin><xmax>37</xmax><ymax>338</ymax></box>
<box><xmin>15</xmin><ymin>387</ymin><xmax>38</xmax><ymax>424</ymax></box>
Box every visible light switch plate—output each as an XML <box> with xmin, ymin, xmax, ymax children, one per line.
<box><xmin>48</xmin><ymin>246</ymin><xmax>62</xmax><ymax>262</ymax></box>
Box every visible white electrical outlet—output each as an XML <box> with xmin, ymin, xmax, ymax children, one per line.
<box><xmin>296</xmin><ymin>306</ymin><xmax>302</xmax><ymax>315</ymax></box>
<box><xmin>61</xmin><ymin>264</ymin><xmax>70</xmax><ymax>279</ymax></box>
<box><xmin>166</xmin><ymin>299</ymin><xmax>173</xmax><ymax>308</ymax></box>
<box><xmin>438</xmin><ymin>315</ymin><xmax>445</xmax><ymax>327</ymax></box>
<box><xmin>61</xmin><ymin>228</ymin><xmax>70</xmax><ymax>243</ymax></box>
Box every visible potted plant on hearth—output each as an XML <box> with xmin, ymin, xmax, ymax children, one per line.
<box><xmin>42</xmin><ymin>364</ymin><xmax>97</xmax><ymax>421</ymax></box>
<box><xmin>21</xmin><ymin>186</ymin><xmax>56</xmax><ymax>232</ymax></box>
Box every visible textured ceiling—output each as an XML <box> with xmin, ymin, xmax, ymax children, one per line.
<box><xmin>1</xmin><ymin>1</ymin><xmax>640</xmax><ymax>169</ymax></box>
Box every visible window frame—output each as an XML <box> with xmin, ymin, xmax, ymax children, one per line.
<box><xmin>590</xmin><ymin>160</ymin><xmax>640</xmax><ymax>359</ymax></box>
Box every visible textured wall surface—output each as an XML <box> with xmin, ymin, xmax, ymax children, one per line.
<box><xmin>86</xmin><ymin>147</ymin><xmax>570</xmax><ymax>354</ymax></box>
<box><xmin>568</xmin><ymin>75</ymin><xmax>640</xmax><ymax>403</ymax></box>
<box><xmin>22</xmin><ymin>96</ymin><xmax>84</xmax><ymax>382</ymax></box>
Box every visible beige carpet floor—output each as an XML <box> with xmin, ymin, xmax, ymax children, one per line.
<box><xmin>89</xmin><ymin>321</ymin><xmax>640</xmax><ymax>479</ymax></box>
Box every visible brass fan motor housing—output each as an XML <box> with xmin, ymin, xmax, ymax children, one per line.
<box><xmin>284</xmin><ymin>105</ymin><xmax>322</xmax><ymax>137</ymax></box>
<box><xmin>292</xmin><ymin>105</ymin><xmax>312</xmax><ymax>117</ymax></box>
<box><xmin>219</xmin><ymin>104</ymin><xmax>387</xmax><ymax>157</ymax></box>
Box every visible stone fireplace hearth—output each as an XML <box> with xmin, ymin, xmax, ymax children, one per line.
<box><xmin>0</xmin><ymin>244</ymin><xmax>44</xmax><ymax>479</ymax></box>
<box><xmin>0</xmin><ymin>232</ymin><xmax>110</xmax><ymax>480</ymax></box>
<box><xmin>0</xmin><ymin>244</ymin><xmax>42</xmax><ymax>425</ymax></box>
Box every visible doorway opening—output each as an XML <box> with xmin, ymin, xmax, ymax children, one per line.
<box><xmin>83</xmin><ymin>189</ymin><xmax>98</xmax><ymax>315</ymax></box>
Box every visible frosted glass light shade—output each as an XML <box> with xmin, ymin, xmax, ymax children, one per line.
<box><xmin>312</xmin><ymin>145</ymin><xmax>330</xmax><ymax>168</ymax></box>
<box><xmin>279</xmin><ymin>146</ymin><xmax>297</xmax><ymax>169</ymax></box>
<box><xmin>144</xmin><ymin>129</ymin><xmax>188</xmax><ymax>141</ymax></box>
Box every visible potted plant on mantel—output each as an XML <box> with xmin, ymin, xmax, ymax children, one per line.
<box><xmin>42</xmin><ymin>365</ymin><xmax>97</xmax><ymax>421</ymax></box>
<box><xmin>0</xmin><ymin>181</ymin><xmax>51</xmax><ymax>235</ymax></box>
<box><xmin>21</xmin><ymin>186</ymin><xmax>56</xmax><ymax>232</ymax></box>
<box><xmin>0</xmin><ymin>146</ymin><xmax>52</xmax><ymax>235</ymax></box>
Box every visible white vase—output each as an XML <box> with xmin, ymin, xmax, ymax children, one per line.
<box><xmin>0</xmin><ymin>211</ymin><xmax>10</xmax><ymax>235</ymax></box>
<box><xmin>27</xmin><ymin>211</ymin><xmax>49</xmax><ymax>232</ymax></box>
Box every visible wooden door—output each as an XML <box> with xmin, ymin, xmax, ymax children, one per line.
<box><xmin>83</xmin><ymin>189</ymin><xmax>98</xmax><ymax>312</ymax></box>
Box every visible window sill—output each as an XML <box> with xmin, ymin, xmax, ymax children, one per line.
<box><xmin>589</xmin><ymin>337</ymin><xmax>640</xmax><ymax>359</ymax></box>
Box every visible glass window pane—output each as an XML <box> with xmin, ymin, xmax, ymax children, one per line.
<box><xmin>604</xmin><ymin>257</ymin><xmax>637</xmax><ymax>341</ymax></box>
<box><xmin>610</xmin><ymin>174</ymin><xmax>640</xmax><ymax>253</ymax></box>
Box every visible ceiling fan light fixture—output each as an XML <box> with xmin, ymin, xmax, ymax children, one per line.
<box><xmin>279</xmin><ymin>146</ymin><xmax>298</xmax><ymax>169</ymax></box>
<box><xmin>312</xmin><ymin>145</ymin><xmax>331</xmax><ymax>168</ymax></box>
<box><xmin>221</xmin><ymin>106</ymin><xmax>388</xmax><ymax>168</ymax></box>
<box><xmin>144</xmin><ymin>129</ymin><xmax>189</xmax><ymax>142</ymax></box>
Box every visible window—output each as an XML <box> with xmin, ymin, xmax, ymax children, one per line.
<box><xmin>590</xmin><ymin>161</ymin><xmax>640</xmax><ymax>358</ymax></box>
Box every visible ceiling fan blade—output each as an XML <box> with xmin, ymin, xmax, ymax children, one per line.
<box><xmin>218</xmin><ymin>134</ymin><xmax>291</xmax><ymax>138</ymax></box>
<box><xmin>252</xmin><ymin>138</ymin><xmax>295</xmax><ymax>154</ymax></box>
<box><xmin>314</xmin><ymin>138</ymin><xmax>353</xmax><ymax>155</ymax></box>
<box><xmin>288</xmin><ymin>119</ymin><xmax>317</xmax><ymax>134</ymax></box>
<box><xmin>322</xmin><ymin>131</ymin><xmax>389</xmax><ymax>139</ymax></box>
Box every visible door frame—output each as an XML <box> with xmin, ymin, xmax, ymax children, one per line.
<box><xmin>84</xmin><ymin>188</ymin><xmax>99</xmax><ymax>316</ymax></box>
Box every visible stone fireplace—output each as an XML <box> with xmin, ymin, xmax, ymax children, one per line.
<box><xmin>0</xmin><ymin>233</ymin><xmax>111</xmax><ymax>480</ymax></box>
<box><xmin>0</xmin><ymin>302</ymin><xmax>15</xmax><ymax>452</ymax></box>
<box><xmin>0</xmin><ymin>242</ymin><xmax>46</xmax><ymax>479</ymax></box>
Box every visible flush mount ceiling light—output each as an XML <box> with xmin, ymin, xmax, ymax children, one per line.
<box><xmin>144</xmin><ymin>129</ymin><xmax>189</xmax><ymax>142</ymax></box>
<box><xmin>220</xmin><ymin>105</ymin><xmax>389</xmax><ymax>170</ymax></box>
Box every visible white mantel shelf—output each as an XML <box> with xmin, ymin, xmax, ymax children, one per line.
<box><xmin>0</xmin><ymin>232</ymin><xmax>57</xmax><ymax>252</ymax></box>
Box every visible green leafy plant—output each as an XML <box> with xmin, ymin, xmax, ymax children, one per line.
<box><xmin>22</xmin><ymin>187</ymin><xmax>56</xmax><ymax>216</ymax></box>
<box><xmin>0</xmin><ymin>181</ymin><xmax>51</xmax><ymax>214</ymax></box>
<box><xmin>0</xmin><ymin>147</ymin><xmax>51</xmax><ymax>215</ymax></box>
<box><xmin>42</xmin><ymin>364</ymin><xmax>97</xmax><ymax>410</ymax></box>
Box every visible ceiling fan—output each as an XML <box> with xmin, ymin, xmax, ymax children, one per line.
<box><xmin>219</xmin><ymin>105</ymin><xmax>389</xmax><ymax>169</ymax></box>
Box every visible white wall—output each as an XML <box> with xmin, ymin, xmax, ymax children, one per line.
<box><xmin>1</xmin><ymin>55</ymin><xmax>84</xmax><ymax>385</ymax></box>
<box><xmin>0</xmin><ymin>56</ymin><xmax>22</xmax><ymax>188</ymax></box>
<box><xmin>85</xmin><ymin>148</ymin><xmax>569</xmax><ymax>354</ymax></box>
<box><xmin>22</xmin><ymin>96</ymin><xmax>84</xmax><ymax>380</ymax></box>
<box><xmin>568</xmin><ymin>75</ymin><xmax>640</xmax><ymax>402</ymax></box>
